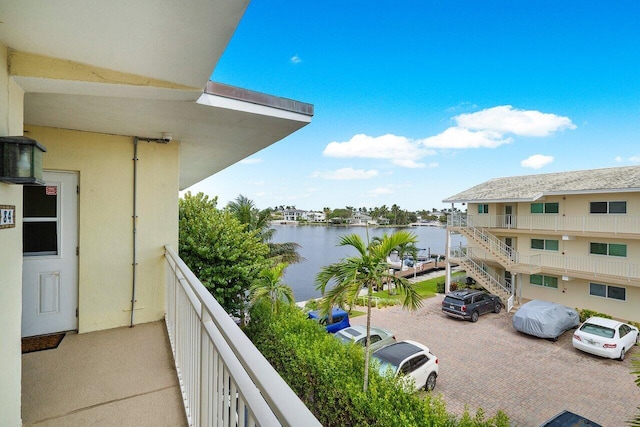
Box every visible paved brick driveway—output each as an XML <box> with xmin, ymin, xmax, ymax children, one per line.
<box><xmin>351</xmin><ymin>293</ymin><xmax>640</xmax><ymax>427</ymax></box>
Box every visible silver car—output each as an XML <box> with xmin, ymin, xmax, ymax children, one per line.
<box><xmin>335</xmin><ymin>325</ymin><xmax>396</xmax><ymax>353</ymax></box>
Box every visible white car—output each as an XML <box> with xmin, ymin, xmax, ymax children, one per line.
<box><xmin>371</xmin><ymin>340</ymin><xmax>439</xmax><ymax>392</ymax></box>
<box><xmin>335</xmin><ymin>325</ymin><xmax>396</xmax><ymax>352</ymax></box>
<box><xmin>572</xmin><ymin>317</ymin><xmax>639</xmax><ymax>361</ymax></box>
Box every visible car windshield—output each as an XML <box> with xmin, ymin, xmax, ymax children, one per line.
<box><xmin>335</xmin><ymin>332</ymin><xmax>354</xmax><ymax>344</ymax></box>
<box><xmin>580</xmin><ymin>323</ymin><xmax>615</xmax><ymax>338</ymax></box>
<box><xmin>372</xmin><ymin>355</ymin><xmax>399</xmax><ymax>376</ymax></box>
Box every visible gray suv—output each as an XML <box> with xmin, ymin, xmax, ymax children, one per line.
<box><xmin>441</xmin><ymin>288</ymin><xmax>502</xmax><ymax>322</ymax></box>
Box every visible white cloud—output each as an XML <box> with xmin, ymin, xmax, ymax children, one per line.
<box><xmin>290</xmin><ymin>54</ymin><xmax>302</xmax><ymax>64</ymax></box>
<box><xmin>323</xmin><ymin>133</ymin><xmax>435</xmax><ymax>168</ymax></box>
<box><xmin>239</xmin><ymin>158</ymin><xmax>263</xmax><ymax>164</ymax></box>
<box><xmin>322</xmin><ymin>106</ymin><xmax>575</xmax><ymax>166</ymax></box>
<box><xmin>367</xmin><ymin>186</ymin><xmax>394</xmax><ymax>196</ymax></box>
<box><xmin>521</xmin><ymin>154</ymin><xmax>554</xmax><ymax>169</ymax></box>
<box><xmin>615</xmin><ymin>155</ymin><xmax>640</xmax><ymax>163</ymax></box>
<box><xmin>310</xmin><ymin>167</ymin><xmax>379</xmax><ymax>180</ymax></box>
<box><xmin>420</xmin><ymin>127</ymin><xmax>512</xmax><ymax>149</ymax></box>
<box><xmin>455</xmin><ymin>105</ymin><xmax>576</xmax><ymax>137</ymax></box>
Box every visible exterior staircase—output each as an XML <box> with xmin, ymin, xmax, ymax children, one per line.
<box><xmin>449</xmin><ymin>246</ymin><xmax>515</xmax><ymax>311</ymax></box>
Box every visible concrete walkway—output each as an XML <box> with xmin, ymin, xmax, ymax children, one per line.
<box><xmin>22</xmin><ymin>321</ymin><xmax>187</xmax><ymax>427</ymax></box>
<box><xmin>351</xmin><ymin>294</ymin><xmax>640</xmax><ymax>427</ymax></box>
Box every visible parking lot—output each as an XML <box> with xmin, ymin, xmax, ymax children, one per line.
<box><xmin>350</xmin><ymin>293</ymin><xmax>640</xmax><ymax>427</ymax></box>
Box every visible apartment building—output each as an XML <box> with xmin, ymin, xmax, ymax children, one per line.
<box><xmin>442</xmin><ymin>165</ymin><xmax>640</xmax><ymax>322</ymax></box>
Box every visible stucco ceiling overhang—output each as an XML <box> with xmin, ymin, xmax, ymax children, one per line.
<box><xmin>1</xmin><ymin>1</ymin><xmax>314</xmax><ymax>189</ymax></box>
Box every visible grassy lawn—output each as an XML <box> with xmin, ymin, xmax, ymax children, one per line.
<box><xmin>362</xmin><ymin>271</ymin><xmax>466</xmax><ymax>306</ymax></box>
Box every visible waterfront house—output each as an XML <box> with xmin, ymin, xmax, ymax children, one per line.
<box><xmin>0</xmin><ymin>2</ymin><xmax>319</xmax><ymax>425</ymax></box>
<box><xmin>283</xmin><ymin>209</ymin><xmax>306</xmax><ymax>222</ymax></box>
<box><xmin>442</xmin><ymin>165</ymin><xmax>640</xmax><ymax>322</ymax></box>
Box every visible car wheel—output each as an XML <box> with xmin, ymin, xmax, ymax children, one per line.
<box><xmin>619</xmin><ymin>347</ymin><xmax>626</xmax><ymax>361</ymax></box>
<box><xmin>425</xmin><ymin>372</ymin><xmax>437</xmax><ymax>391</ymax></box>
<box><xmin>470</xmin><ymin>311</ymin><xmax>479</xmax><ymax>322</ymax></box>
<box><xmin>494</xmin><ymin>302</ymin><xmax>502</xmax><ymax>314</ymax></box>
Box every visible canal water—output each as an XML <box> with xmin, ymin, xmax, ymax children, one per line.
<box><xmin>270</xmin><ymin>225</ymin><xmax>466</xmax><ymax>302</ymax></box>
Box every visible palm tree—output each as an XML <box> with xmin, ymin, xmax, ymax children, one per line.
<box><xmin>250</xmin><ymin>262</ymin><xmax>294</xmax><ymax>314</ymax></box>
<box><xmin>315</xmin><ymin>229</ymin><xmax>422</xmax><ymax>392</ymax></box>
<box><xmin>227</xmin><ymin>194</ymin><xmax>303</xmax><ymax>265</ymax></box>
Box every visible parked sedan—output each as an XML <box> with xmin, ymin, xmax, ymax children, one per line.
<box><xmin>335</xmin><ymin>325</ymin><xmax>396</xmax><ymax>352</ymax></box>
<box><xmin>572</xmin><ymin>317</ymin><xmax>639</xmax><ymax>361</ymax></box>
<box><xmin>372</xmin><ymin>340</ymin><xmax>439</xmax><ymax>392</ymax></box>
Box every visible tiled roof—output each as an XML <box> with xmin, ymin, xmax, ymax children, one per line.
<box><xmin>443</xmin><ymin>165</ymin><xmax>640</xmax><ymax>203</ymax></box>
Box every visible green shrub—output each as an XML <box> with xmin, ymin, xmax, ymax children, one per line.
<box><xmin>246</xmin><ymin>301</ymin><xmax>509</xmax><ymax>426</ymax></box>
<box><xmin>576</xmin><ymin>308</ymin><xmax>613</xmax><ymax>323</ymax></box>
<box><xmin>436</xmin><ymin>281</ymin><xmax>459</xmax><ymax>293</ymax></box>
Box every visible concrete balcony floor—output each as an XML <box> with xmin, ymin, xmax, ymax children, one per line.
<box><xmin>22</xmin><ymin>321</ymin><xmax>187</xmax><ymax>427</ymax></box>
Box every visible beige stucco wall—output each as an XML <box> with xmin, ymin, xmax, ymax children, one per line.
<box><xmin>0</xmin><ymin>43</ymin><xmax>25</xmax><ymax>427</ymax></box>
<box><xmin>25</xmin><ymin>126</ymin><xmax>179</xmax><ymax>333</ymax></box>
<box><xmin>520</xmin><ymin>275</ymin><xmax>640</xmax><ymax>323</ymax></box>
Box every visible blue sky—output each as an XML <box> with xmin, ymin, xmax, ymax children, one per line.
<box><xmin>185</xmin><ymin>1</ymin><xmax>640</xmax><ymax>212</ymax></box>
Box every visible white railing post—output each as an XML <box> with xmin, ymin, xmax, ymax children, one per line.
<box><xmin>164</xmin><ymin>246</ymin><xmax>321</xmax><ymax>427</ymax></box>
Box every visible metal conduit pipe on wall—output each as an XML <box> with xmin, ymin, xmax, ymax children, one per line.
<box><xmin>131</xmin><ymin>134</ymin><xmax>172</xmax><ymax>327</ymax></box>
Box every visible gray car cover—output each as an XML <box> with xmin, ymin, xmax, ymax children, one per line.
<box><xmin>512</xmin><ymin>300</ymin><xmax>580</xmax><ymax>339</ymax></box>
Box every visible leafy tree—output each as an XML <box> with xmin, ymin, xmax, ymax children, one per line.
<box><xmin>250</xmin><ymin>262</ymin><xmax>294</xmax><ymax>314</ymax></box>
<box><xmin>179</xmin><ymin>192</ymin><xmax>269</xmax><ymax>315</ymax></box>
<box><xmin>315</xmin><ymin>230</ymin><xmax>422</xmax><ymax>392</ymax></box>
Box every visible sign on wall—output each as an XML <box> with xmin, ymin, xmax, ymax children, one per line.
<box><xmin>0</xmin><ymin>205</ymin><xmax>16</xmax><ymax>228</ymax></box>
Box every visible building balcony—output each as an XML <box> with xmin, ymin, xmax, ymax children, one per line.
<box><xmin>22</xmin><ymin>246</ymin><xmax>320</xmax><ymax>426</ymax></box>
<box><xmin>22</xmin><ymin>321</ymin><xmax>187</xmax><ymax>426</ymax></box>
<box><xmin>450</xmin><ymin>213</ymin><xmax>640</xmax><ymax>238</ymax></box>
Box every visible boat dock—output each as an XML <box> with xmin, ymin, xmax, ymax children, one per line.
<box><xmin>391</xmin><ymin>257</ymin><xmax>453</xmax><ymax>279</ymax></box>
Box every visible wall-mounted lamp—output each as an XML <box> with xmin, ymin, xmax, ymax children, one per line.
<box><xmin>0</xmin><ymin>136</ymin><xmax>47</xmax><ymax>185</ymax></box>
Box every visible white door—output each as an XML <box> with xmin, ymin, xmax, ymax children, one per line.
<box><xmin>22</xmin><ymin>171</ymin><xmax>78</xmax><ymax>337</ymax></box>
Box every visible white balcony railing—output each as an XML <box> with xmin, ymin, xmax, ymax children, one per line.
<box><xmin>164</xmin><ymin>246</ymin><xmax>321</xmax><ymax>427</ymax></box>
<box><xmin>453</xmin><ymin>213</ymin><xmax>640</xmax><ymax>235</ymax></box>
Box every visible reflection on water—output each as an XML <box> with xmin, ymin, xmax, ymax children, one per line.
<box><xmin>270</xmin><ymin>225</ymin><xmax>466</xmax><ymax>302</ymax></box>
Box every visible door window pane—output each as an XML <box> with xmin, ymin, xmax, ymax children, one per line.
<box><xmin>23</xmin><ymin>185</ymin><xmax>57</xmax><ymax>218</ymax></box>
<box><xmin>23</xmin><ymin>222</ymin><xmax>58</xmax><ymax>255</ymax></box>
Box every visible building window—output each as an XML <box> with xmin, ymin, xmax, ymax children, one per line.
<box><xmin>478</xmin><ymin>204</ymin><xmax>489</xmax><ymax>214</ymax></box>
<box><xmin>590</xmin><ymin>283</ymin><xmax>626</xmax><ymax>301</ymax></box>
<box><xmin>590</xmin><ymin>201</ymin><xmax>626</xmax><ymax>214</ymax></box>
<box><xmin>530</xmin><ymin>274</ymin><xmax>558</xmax><ymax>289</ymax></box>
<box><xmin>590</xmin><ymin>242</ymin><xmax>627</xmax><ymax>257</ymax></box>
<box><xmin>531</xmin><ymin>238</ymin><xmax>559</xmax><ymax>251</ymax></box>
<box><xmin>531</xmin><ymin>202</ymin><xmax>559</xmax><ymax>214</ymax></box>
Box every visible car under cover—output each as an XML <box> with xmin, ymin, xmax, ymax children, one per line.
<box><xmin>512</xmin><ymin>300</ymin><xmax>580</xmax><ymax>339</ymax></box>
